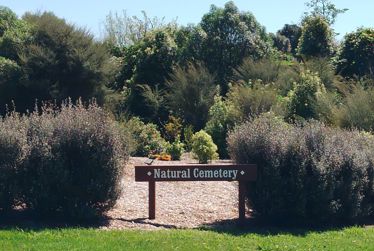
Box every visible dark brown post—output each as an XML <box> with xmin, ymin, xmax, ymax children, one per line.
<box><xmin>238</xmin><ymin>181</ymin><xmax>246</xmax><ymax>224</ymax></box>
<box><xmin>149</xmin><ymin>181</ymin><xmax>156</xmax><ymax>219</ymax></box>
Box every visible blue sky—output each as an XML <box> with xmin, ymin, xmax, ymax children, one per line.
<box><xmin>1</xmin><ymin>0</ymin><xmax>373</xmax><ymax>40</ymax></box>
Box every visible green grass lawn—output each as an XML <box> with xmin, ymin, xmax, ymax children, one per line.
<box><xmin>0</xmin><ymin>226</ymin><xmax>373</xmax><ymax>251</ymax></box>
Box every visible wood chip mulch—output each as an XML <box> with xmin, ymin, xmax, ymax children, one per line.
<box><xmin>103</xmin><ymin>156</ymin><xmax>247</xmax><ymax>230</ymax></box>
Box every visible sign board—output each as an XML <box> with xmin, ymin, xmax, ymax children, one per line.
<box><xmin>135</xmin><ymin>164</ymin><xmax>257</xmax><ymax>182</ymax></box>
<box><xmin>134</xmin><ymin>163</ymin><xmax>257</xmax><ymax>224</ymax></box>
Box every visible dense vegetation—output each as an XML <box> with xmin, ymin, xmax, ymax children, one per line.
<box><xmin>228</xmin><ymin>114</ymin><xmax>374</xmax><ymax>223</ymax></box>
<box><xmin>0</xmin><ymin>101</ymin><xmax>127</xmax><ymax>219</ymax></box>
<box><xmin>0</xmin><ymin>0</ymin><xmax>373</xmax><ymax>224</ymax></box>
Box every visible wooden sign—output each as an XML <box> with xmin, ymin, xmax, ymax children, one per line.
<box><xmin>135</xmin><ymin>164</ymin><xmax>257</xmax><ymax>224</ymax></box>
<box><xmin>135</xmin><ymin>164</ymin><xmax>257</xmax><ymax>182</ymax></box>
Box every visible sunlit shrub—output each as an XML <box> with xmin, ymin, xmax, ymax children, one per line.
<box><xmin>191</xmin><ymin>130</ymin><xmax>218</xmax><ymax>163</ymax></box>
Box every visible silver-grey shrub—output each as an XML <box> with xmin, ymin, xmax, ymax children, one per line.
<box><xmin>22</xmin><ymin>101</ymin><xmax>128</xmax><ymax>219</ymax></box>
<box><xmin>228</xmin><ymin>113</ymin><xmax>374</xmax><ymax>224</ymax></box>
<box><xmin>0</xmin><ymin>112</ymin><xmax>28</xmax><ymax>211</ymax></box>
<box><xmin>0</xmin><ymin>101</ymin><xmax>128</xmax><ymax>219</ymax></box>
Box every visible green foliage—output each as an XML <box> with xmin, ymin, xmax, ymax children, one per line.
<box><xmin>191</xmin><ymin>130</ymin><xmax>218</xmax><ymax>163</ymax></box>
<box><xmin>233</xmin><ymin>58</ymin><xmax>281</xmax><ymax>84</ymax></box>
<box><xmin>165</xmin><ymin>139</ymin><xmax>184</xmax><ymax>160</ymax></box>
<box><xmin>182</xmin><ymin>124</ymin><xmax>194</xmax><ymax>152</ymax></box>
<box><xmin>278</xmin><ymin>24</ymin><xmax>302</xmax><ymax>55</ymax></box>
<box><xmin>228</xmin><ymin>114</ymin><xmax>374</xmax><ymax>223</ymax></box>
<box><xmin>0</xmin><ymin>6</ymin><xmax>31</xmax><ymax>61</ymax></box>
<box><xmin>0</xmin><ymin>10</ymin><xmax>111</xmax><ymax>113</ymax></box>
<box><xmin>166</xmin><ymin>63</ymin><xmax>218</xmax><ymax>130</ymax></box>
<box><xmin>286</xmin><ymin>71</ymin><xmax>326</xmax><ymax>120</ymax></box>
<box><xmin>297</xmin><ymin>16</ymin><xmax>333</xmax><ymax>58</ymax></box>
<box><xmin>227</xmin><ymin>82</ymin><xmax>278</xmax><ymax>120</ymax></box>
<box><xmin>163</xmin><ymin>115</ymin><xmax>182</xmax><ymax>142</ymax></box>
<box><xmin>304</xmin><ymin>0</ymin><xmax>348</xmax><ymax>25</ymax></box>
<box><xmin>337</xmin><ymin>28</ymin><xmax>374</xmax><ymax>78</ymax></box>
<box><xmin>303</xmin><ymin>57</ymin><xmax>339</xmax><ymax>90</ymax></box>
<box><xmin>335</xmin><ymin>86</ymin><xmax>374</xmax><ymax>131</ymax></box>
<box><xmin>270</xmin><ymin>33</ymin><xmax>291</xmax><ymax>53</ymax></box>
<box><xmin>113</xmin><ymin>28</ymin><xmax>178</xmax><ymax>120</ymax></box>
<box><xmin>121</xmin><ymin>117</ymin><xmax>166</xmax><ymax>156</ymax></box>
<box><xmin>205</xmin><ymin>96</ymin><xmax>236</xmax><ymax>158</ymax></box>
<box><xmin>104</xmin><ymin>10</ymin><xmax>175</xmax><ymax>49</ymax></box>
<box><xmin>197</xmin><ymin>1</ymin><xmax>272</xmax><ymax>93</ymax></box>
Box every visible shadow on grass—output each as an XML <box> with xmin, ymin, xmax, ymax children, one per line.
<box><xmin>0</xmin><ymin>209</ymin><xmax>179</xmax><ymax>231</ymax></box>
<box><xmin>197</xmin><ymin>217</ymin><xmax>374</xmax><ymax>237</ymax></box>
<box><xmin>0</xmin><ymin>209</ymin><xmax>111</xmax><ymax>231</ymax></box>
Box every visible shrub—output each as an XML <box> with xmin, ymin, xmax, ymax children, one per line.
<box><xmin>183</xmin><ymin>124</ymin><xmax>194</xmax><ymax>152</ymax></box>
<box><xmin>227</xmin><ymin>82</ymin><xmax>278</xmax><ymax>120</ymax></box>
<box><xmin>166</xmin><ymin>139</ymin><xmax>184</xmax><ymax>160</ymax></box>
<box><xmin>233</xmin><ymin>58</ymin><xmax>281</xmax><ymax>84</ymax></box>
<box><xmin>22</xmin><ymin>101</ymin><xmax>127</xmax><ymax>219</ymax></box>
<box><xmin>228</xmin><ymin>114</ymin><xmax>374</xmax><ymax>224</ymax></box>
<box><xmin>166</xmin><ymin>63</ymin><xmax>218</xmax><ymax>130</ymax></box>
<box><xmin>0</xmin><ymin>112</ymin><xmax>28</xmax><ymax>211</ymax></box>
<box><xmin>205</xmin><ymin>96</ymin><xmax>236</xmax><ymax>158</ymax></box>
<box><xmin>121</xmin><ymin>117</ymin><xmax>166</xmax><ymax>157</ymax></box>
<box><xmin>191</xmin><ymin>130</ymin><xmax>218</xmax><ymax>164</ymax></box>
<box><xmin>286</xmin><ymin>70</ymin><xmax>326</xmax><ymax>121</ymax></box>
<box><xmin>335</xmin><ymin>86</ymin><xmax>374</xmax><ymax>131</ymax></box>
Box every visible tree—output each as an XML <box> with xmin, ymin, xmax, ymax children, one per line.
<box><xmin>278</xmin><ymin>24</ymin><xmax>302</xmax><ymax>55</ymax></box>
<box><xmin>112</xmin><ymin>28</ymin><xmax>179</xmax><ymax>121</ymax></box>
<box><xmin>103</xmin><ymin>10</ymin><xmax>177</xmax><ymax>55</ymax></box>
<box><xmin>197</xmin><ymin>1</ymin><xmax>272</xmax><ymax>93</ymax></box>
<box><xmin>166</xmin><ymin>63</ymin><xmax>218</xmax><ymax>130</ymax></box>
<box><xmin>16</xmin><ymin>12</ymin><xmax>110</xmax><ymax>109</ymax></box>
<box><xmin>304</xmin><ymin>0</ymin><xmax>348</xmax><ymax>25</ymax></box>
<box><xmin>297</xmin><ymin>16</ymin><xmax>333</xmax><ymax>58</ymax></box>
<box><xmin>337</xmin><ymin>28</ymin><xmax>374</xmax><ymax>78</ymax></box>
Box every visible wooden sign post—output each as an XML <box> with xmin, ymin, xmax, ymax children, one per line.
<box><xmin>135</xmin><ymin>164</ymin><xmax>257</xmax><ymax>223</ymax></box>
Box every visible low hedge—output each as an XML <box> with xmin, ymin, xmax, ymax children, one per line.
<box><xmin>228</xmin><ymin>113</ymin><xmax>374</xmax><ymax>224</ymax></box>
<box><xmin>0</xmin><ymin>101</ymin><xmax>128</xmax><ymax>219</ymax></box>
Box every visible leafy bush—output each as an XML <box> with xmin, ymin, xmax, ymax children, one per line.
<box><xmin>297</xmin><ymin>16</ymin><xmax>333</xmax><ymax>58</ymax></box>
<box><xmin>166</xmin><ymin>139</ymin><xmax>184</xmax><ymax>160</ymax></box>
<box><xmin>228</xmin><ymin>114</ymin><xmax>374</xmax><ymax>224</ymax></box>
<box><xmin>191</xmin><ymin>130</ymin><xmax>218</xmax><ymax>163</ymax></box>
<box><xmin>22</xmin><ymin>101</ymin><xmax>127</xmax><ymax>219</ymax></box>
<box><xmin>183</xmin><ymin>124</ymin><xmax>194</xmax><ymax>152</ymax></box>
<box><xmin>337</xmin><ymin>28</ymin><xmax>374</xmax><ymax>78</ymax></box>
<box><xmin>121</xmin><ymin>117</ymin><xmax>166</xmax><ymax>156</ymax></box>
<box><xmin>233</xmin><ymin>58</ymin><xmax>281</xmax><ymax>84</ymax></box>
<box><xmin>286</xmin><ymin>71</ymin><xmax>326</xmax><ymax>121</ymax></box>
<box><xmin>166</xmin><ymin>63</ymin><xmax>218</xmax><ymax>130</ymax></box>
<box><xmin>335</xmin><ymin>86</ymin><xmax>374</xmax><ymax>131</ymax></box>
<box><xmin>205</xmin><ymin>96</ymin><xmax>236</xmax><ymax>158</ymax></box>
<box><xmin>227</xmin><ymin>82</ymin><xmax>278</xmax><ymax>120</ymax></box>
<box><xmin>0</xmin><ymin>112</ymin><xmax>28</xmax><ymax>211</ymax></box>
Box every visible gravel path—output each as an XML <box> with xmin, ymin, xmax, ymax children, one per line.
<box><xmin>104</xmin><ymin>157</ymin><xmax>245</xmax><ymax>230</ymax></box>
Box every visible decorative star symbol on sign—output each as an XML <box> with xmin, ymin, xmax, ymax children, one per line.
<box><xmin>147</xmin><ymin>171</ymin><xmax>152</xmax><ymax>176</ymax></box>
<box><xmin>240</xmin><ymin>170</ymin><xmax>245</xmax><ymax>175</ymax></box>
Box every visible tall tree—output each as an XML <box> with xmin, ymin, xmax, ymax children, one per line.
<box><xmin>297</xmin><ymin>16</ymin><xmax>333</xmax><ymax>58</ymax></box>
<box><xmin>337</xmin><ymin>28</ymin><xmax>374</xmax><ymax>78</ymax></box>
<box><xmin>304</xmin><ymin>0</ymin><xmax>348</xmax><ymax>25</ymax></box>
<box><xmin>166</xmin><ymin>63</ymin><xmax>218</xmax><ymax>130</ymax></box>
<box><xmin>197</xmin><ymin>1</ymin><xmax>272</xmax><ymax>93</ymax></box>
<box><xmin>278</xmin><ymin>24</ymin><xmax>302</xmax><ymax>55</ymax></box>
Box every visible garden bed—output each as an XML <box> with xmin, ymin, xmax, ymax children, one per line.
<box><xmin>104</xmin><ymin>156</ymin><xmax>242</xmax><ymax>230</ymax></box>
